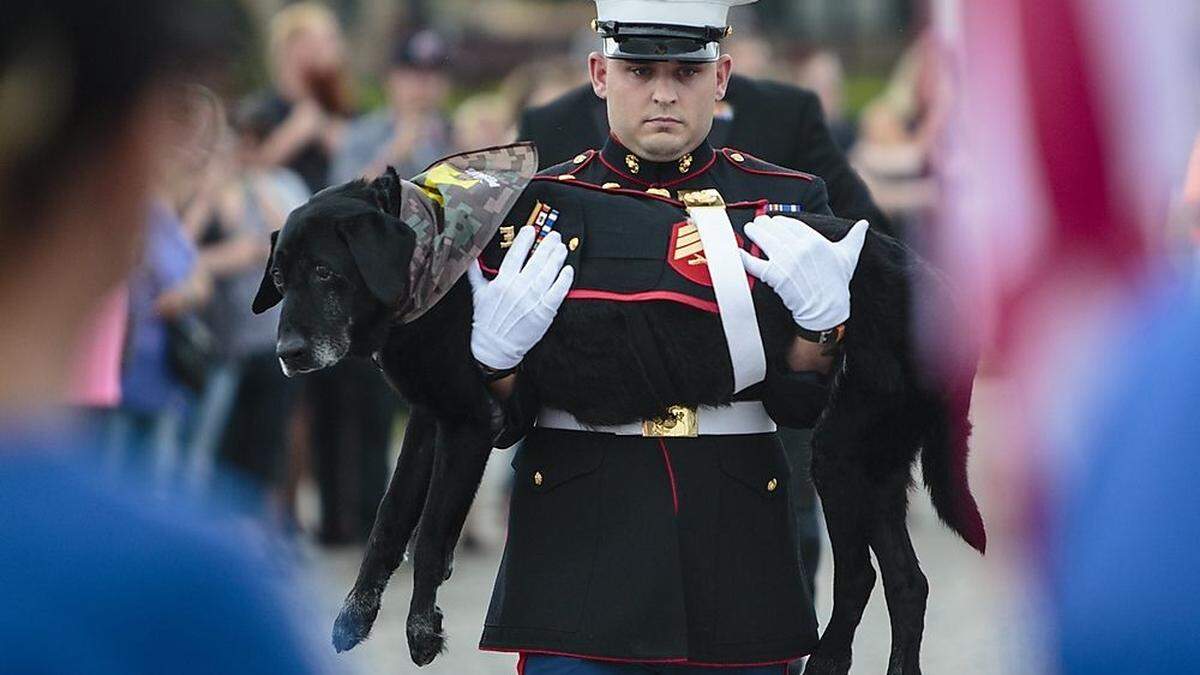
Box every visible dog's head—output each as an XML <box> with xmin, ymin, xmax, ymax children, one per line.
<box><xmin>252</xmin><ymin>169</ymin><xmax>415</xmax><ymax>376</ymax></box>
<box><xmin>252</xmin><ymin>143</ymin><xmax>539</xmax><ymax>377</ymax></box>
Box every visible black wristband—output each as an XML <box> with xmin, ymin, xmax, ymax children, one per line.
<box><xmin>795</xmin><ymin>324</ymin><xmax>845</xmax><ymax>345</ymax></box>
<box><xmin>476</xmin><ymin>360</ymin><xmax>519</xmax><ymax>383</ymax></box>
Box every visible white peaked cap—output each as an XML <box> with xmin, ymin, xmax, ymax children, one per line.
<box><xmin>595</xmin><ymin>0</ymin><xmax>757</xmax><ymax>29</ymax></box>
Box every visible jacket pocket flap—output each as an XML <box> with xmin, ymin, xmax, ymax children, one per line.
<box><xmin>717</xmin><ymin>447</ymin><xmax>787</xmax><ymax>499</ymax></box>
<box><xmin>516</xmin><ymin>442</ymin><xmax>605</xmax><ymax>493</ymax></box>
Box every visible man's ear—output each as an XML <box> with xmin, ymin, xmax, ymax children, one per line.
<box><xmin>715</xmin><ymin>54</ymin><xmax>733</xmax><ymax>101</ymax></box>
<box><xmin>588</xmin><ymin>52</ymin><xmax>608</xmax><ymax>99</ymax></box>
<box><xmin>338</xmin><ymin>211</ymin><xmax>417</xmax><ymax>307</ymax></box>
<box><xmin>252</xmin><ymin>230</ymin><xmax>283</xmax><ymax>314</ymax></box>
<box><xmin>369</xmin><ymin>166</ymin><xmax>403</xmax><ymax>215</ymax></box>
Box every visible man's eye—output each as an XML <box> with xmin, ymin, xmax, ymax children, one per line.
<box><xmin>314</xmin><ymin>265</ymin><xmax>334</xmax><ymax>281</ymax></box>
<box><xmin>679</xmin><ymin>68</ymin><xmax>698</xmax><ymax>78</ymax></box>
<box><xmin>630</xmin><ymin>67</ymin><xmax>650</xmax><ymax>77</ymax></box>
<box><xmin>271</xmin><ymin>268</ymin><xmax>285</xmax><ymax>289</ymax></box>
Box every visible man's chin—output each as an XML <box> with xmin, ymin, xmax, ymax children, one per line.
<box><xmin>635</xmin><ymin>133</ymin><xmax>691</xmax><ymax>161</ymax></box>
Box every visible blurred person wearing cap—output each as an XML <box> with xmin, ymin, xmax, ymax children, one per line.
<box><xmin>331</xmin><ymin>28</ymin><xmax>455</xmax><ymax>183</ymax></box>
<box><xmin>0</xmin><ymin>1</ymin><xmax>325</xmax><ymax>672</ymax></box>
<box><xmin>253</xmin><ymin>1</ymin><xmax>354</xmax><ymax>194</ymax></box>
<box><xmin>471</xmin><ymin>2</ymin><xmax>870</xmax><ymax>673</ymax></box>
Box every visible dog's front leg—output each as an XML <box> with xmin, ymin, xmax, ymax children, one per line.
<box><xmin>405</xmin><ymin>418</ymin><xmax>495</xmax><ymax>666</ymax></box>
<box><xmin>332</xmin><ymin>405</ymin><xmax>437</xmax><ymax>653</ymax></box>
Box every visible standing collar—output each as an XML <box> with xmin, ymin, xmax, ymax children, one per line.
<box><xmin>598</xmin><ymin>133</ymin><xmax>717</xmax><ymax>188</ymax></box>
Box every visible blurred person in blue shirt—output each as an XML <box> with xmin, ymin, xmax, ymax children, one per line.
<box><xmin>111</xmin><ymin>198</ymin><xmax>209</xmax><ymax>472</ymax></box>
<box><xmin>1051</xmin><ymin>283</ymin><xmax>1200</xmax><ymax>674</ymax></box>
<box><xmin>0</xmin><ymin>2</ymin><xmax>326</xmax><ymax>672</ymax></box>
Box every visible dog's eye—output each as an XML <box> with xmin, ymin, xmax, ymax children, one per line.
<box><xmin>271</xmin><ymin>268</ymin><xmax>284</xmax><ymax>290</ymax></box>
<box><xmin>314</xmin><ymin>265</ymin><xmax>334</xmax><ymax>281</ymax></box>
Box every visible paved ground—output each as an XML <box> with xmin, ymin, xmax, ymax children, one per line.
<box><xmin>299</xmin><ymin>378</ymin><xmax>1048</xmax><ymax>674</ymax></box>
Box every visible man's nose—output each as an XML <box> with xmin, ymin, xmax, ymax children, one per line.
<box><xmin>276</xmin><ymin>335</ymin><xmax>308</xmax><ymax>361</ymax></box>
<box><xmin>651</xmin><ymin>80</ymin><xmax>679</xmax><ymax>106</ymax></box>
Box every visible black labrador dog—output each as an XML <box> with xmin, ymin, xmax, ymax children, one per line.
<box><xmin>254</xmin><ymin>147</ymin><xmax>984</xmax><ymax>673</ymax></box>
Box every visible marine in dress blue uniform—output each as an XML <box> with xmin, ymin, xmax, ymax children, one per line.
<box><xmin>470</xmin><ymin>2</ymin><xmax>862</xmax><ymax>673</ymax></box>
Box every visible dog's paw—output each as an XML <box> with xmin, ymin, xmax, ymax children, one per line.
<box><xmin>803</xmin><ymin>650</ymin><xmax>851</xmax><ymax>675</ymax></box>
<box><xmin>332</xmin><ymin>591</ymin><xmax>381</xmax><ymax>653</ymax></box>
<box><xmin>406</xmin><ymin>606</ymin><xmax>447</xmax><ymax>666</ymax></box>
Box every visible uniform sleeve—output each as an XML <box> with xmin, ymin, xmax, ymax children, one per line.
<box><xmin>760</xmin><ymin>364</ymin><xmax>830</xmax><ymax>430</ymax></box>
<box><xmin>792</xmin><ymin>90</ymin><xmax>894</xmax><ymax>236</ymax></box>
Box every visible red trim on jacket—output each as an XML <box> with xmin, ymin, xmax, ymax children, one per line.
<box><xmin>658</xmin><ymin>439</ymin><xmax>679</xmax><ymax>515</ymax></box>
<box><xmin>564</xmin><ymin>149</ymin><xmax>597</xmax><ymax>174</ymax></box>
<box><xmin>567</xmin><ymin>289</ymin><xmax>719</xmax><ymax>314</ymax></box>
<box><xmin>596</xmin><ymin>151</ymin><xmax>718</xmax><ymax>189</ymax></box>
<box><xmin>720</xmin><ymin>148</ymin><xmax>816</xmax><ymax>181</ymax></box>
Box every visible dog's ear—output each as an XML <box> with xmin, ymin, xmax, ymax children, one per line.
<box><xmin>252</xmin><ymin>230</ymin><xmax>283</xmax><ymax>314</ymax></box>
<box><xmin>368</xmin><ymin>166</ymin><xmax>403</xmax><ymax>215</ymax></box>
<box><xmin>338</xmin><ymin>211</ymin><xmax>417</xmax><ymax>307</ymax></box>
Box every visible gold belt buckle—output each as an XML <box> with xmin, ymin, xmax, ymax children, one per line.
<box><xmin>642</xmin><ymin>405</ymin><xmax>698</xmax><ymax>438</ymax></box>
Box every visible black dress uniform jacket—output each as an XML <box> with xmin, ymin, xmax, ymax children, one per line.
<box><xmin>518</xmin><ymin>75</ymin><xmax>891</xmax><ymax>236</ymax></box>
<box><xmin>477</xmin><ymin>136</ymin><xmax>847</xmax><ymax>666</ymax></box>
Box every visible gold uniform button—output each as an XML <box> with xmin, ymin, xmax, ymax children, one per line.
<box><xmin>730</xmin><ymin>152</ymin><xmax>746</xmax><ymax>163</ymax></box>
<box><xmin>573</xmin><ymin>152</ymin><xmax>588</xmax><ymax>164</ymax></box>
<box><xmin>766</xmin><ymin>478</ymin><xmax>778</xmax><ymax>492</ymax></box>
<box><xmin>533</xmin><ymin>471</ymin><xmax>544</xmax><ymax>486</ymax></box>
<box><xmin>568</xmin><ymin>237</ymin><xmax>580</xmax><ymax>251</ymax></box>
<box><xmin>557</xmin><ymin>173</ymin><xmax>576</xmax><ymax>181</ymax></box>
<box><xmin>646</xmin><ymin>187</ymin><xmax>671</xmax><ymax>198</ymax></box>
<box><xmin>602</xmin><ymin>182</ymin><xmax>621</xmax><ymax>190</ymax></box>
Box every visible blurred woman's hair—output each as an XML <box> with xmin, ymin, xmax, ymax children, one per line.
<box><xmin>0</xmin><ymin>0</ymin><xmax>231</xmax><ymax>233</ymax></box>
<box><xmin>267</xmin><ymin>2</ymin><xmax>340</xmax><ymax>70</ymax></box>
<box><xmin>267</xmin><ymin>1</ymin><xmax>354</xmax><ymax>115</ymax></box>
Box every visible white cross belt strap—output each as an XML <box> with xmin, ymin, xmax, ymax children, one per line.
<box><xmin>681</xmin><ymin>189</ymin><xmax>766</xmax><ymax>393</ymax></box>
<box><xmin>536</xmin><ymin>402</ymin><xmax>777</xmax><ymax>436</ymax></box>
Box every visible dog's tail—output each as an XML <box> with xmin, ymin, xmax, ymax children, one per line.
<box><xmin>915</xmin><ymin>259</ymin><xmax>986</xmax><ymax>554</ymax></box>
<box><xmin>921</xmin><ymin>383</ymin><xmax>986</xmax><ymax>553</ymax></box>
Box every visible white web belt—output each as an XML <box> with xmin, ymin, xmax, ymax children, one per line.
<box><xmin>685</xmin><ymin>196</ymin><xmax>766</xmax><ymax>393</ymax></box>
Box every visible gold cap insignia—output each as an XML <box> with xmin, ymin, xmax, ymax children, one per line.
<box><xmin>499</xmin><ymin>225</ymin><xmax>515</xmax><ymax>249</ymax></box>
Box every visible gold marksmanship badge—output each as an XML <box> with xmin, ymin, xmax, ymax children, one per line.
<box><xmin>499</xmin><ymin>225</ymin><xmax>515</xmax><ymax>249</ymax></box>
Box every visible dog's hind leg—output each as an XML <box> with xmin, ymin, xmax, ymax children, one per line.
<box><xmin>332</xmin><ymin>405</ymin><xmax>437</xmax><ymax>653</ymax></box>
<box><xmin>871</xmin><ymin>472</ymin><xmax>927</xmax><ymax>675</ymax></box>
<box><xmin>406</xmin><ymin>419</ymin><xmax>494</xmax><ymax>666</ymax></box>
<box><xmin>805</xmin><ymin>443</ymin><xmax>877</xmax><ymax>675</ymax></box>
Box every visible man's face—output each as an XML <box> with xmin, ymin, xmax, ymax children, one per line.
<box><xmin>590</xmin><ymin>54</ymin><xmax>732</xmax><ymax>162</ymax></box>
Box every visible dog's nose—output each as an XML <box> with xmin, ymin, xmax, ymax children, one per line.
<box><xmin>276</xmin><ymin>336</ymin><xmax>308</xmax><ymax>362</ymax></box>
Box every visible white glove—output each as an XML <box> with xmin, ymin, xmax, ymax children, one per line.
<box><xmin>466</xmin><ymin>226</ymin><xmax>574</xmax><ymax>371</ymax></box>
<box><xmin>740</xmin><ymin>215</ymin><xmax>869</xmax><ymax>331</ymax></box>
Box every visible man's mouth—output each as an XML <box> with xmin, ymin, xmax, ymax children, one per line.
<box><xmin>645</xmin><ymin>116</ymin><xmax>683</xmax><ymax>126</ymax></box>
